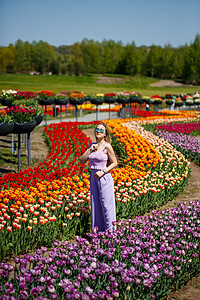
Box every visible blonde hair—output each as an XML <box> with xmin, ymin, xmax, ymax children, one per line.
<box><xmin>95</xmin><ymin>122</ymin><xmax>111</xmax><ymax>144</ymax></box>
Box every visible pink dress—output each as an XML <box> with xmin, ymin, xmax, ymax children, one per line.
<box><xmin>88</xmin><ymin>143</ymin><xmax>116</xmax><ymax>232</ymax></box>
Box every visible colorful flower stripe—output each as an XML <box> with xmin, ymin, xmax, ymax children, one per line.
<box><xmin>155</xmin><ymin>122</ymin><xmax>200</xmax><ymax>135</ymax></box>
<box><xmin>109</xmin><ymin>120</ymin><xmax>190</xmax><ymax>218</ymax></box>
<box><xmin>134</xmin><ymin>109</ymin><xmax>163</xmax><ymax>117</ymax></box>
<box><xmin>136</xmin><ymin>114</ymin><xmax>199</xmax><ymax>126</ymax></box>
<box><xmin>0</xmin><ymin>123</ymin><xmax>91</xmax><ymax>189</ymax></box>
<box><xmin>155</xmin><ymin>130</ymin><xmax>200</xmax><ymax>165</ymax></box>
<box><xmin>103</xmin><ymin>119</ymin><xmax>161</xmax><ymax>183</ymax></box>
<box><xmin>0</xmin><ymin>122</ymin><xmax>93</xmax><ymax>219</ymax></box>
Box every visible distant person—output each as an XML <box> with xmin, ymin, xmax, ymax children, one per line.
<box><xmin>145</xmin><ymin>104</ymin><xmax>149</xmax><ymax>111</ymax></box>
<box><xmin>171</xmin><ymin>99</ymin><xmax>175</xmax><ymax>110</ymax></box>
<box><xmin>194</xmin><ymin>91</ymin><xmax>200</xmax><ymax>97</ymax></box>
<box><xmin>180</xmin><ymin>93</ymin><xmax>185</xmax><ymax>107</ymax></box>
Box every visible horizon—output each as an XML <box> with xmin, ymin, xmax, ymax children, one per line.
<box><xmin>1</xmin><ymin>34</ymin><xmax>199</xmax><ymax>49</ymax></box>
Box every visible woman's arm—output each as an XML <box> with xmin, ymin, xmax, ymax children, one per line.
<box><xmin>105</xmin><ymin>144</ymin><xmax>118</xmax><ymax>172</ymax></box>
<box><xmin>80</xmin><ymin>143</ymin><xmax>97</xmax><ymax>164</ymax></box>
<box><xmin>79</xmin><ymin>148</ymin><xmax>92</xmax><ymax>164</ymax></box>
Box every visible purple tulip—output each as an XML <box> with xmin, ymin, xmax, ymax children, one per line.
<box><xmin>5</xmin><ymin>283</ymin><xmax>16</xmax><ymax>295</ymax></box>
<box><xmin>38</xmin><ymin>276</ymin><xmax>46</xmax><ymax>283</ymax></box>
<box><xmin>77</xmin><ymin>275</ymin><xmax>83</xmax><ymax>282</ymax></box>
<box><xmin>50</xmin><ymin>294</ymin><xmax>58</xmax><ymax>300</ymax></box>
<box><xmin>53</xmin><ymin>241</ymin><xmax>60</xmax><ymax>247</ymax></box>
<box><xmin>30</xmin><ymin>287</ymin><xmax>40</xmax><ymax>296</ymax></box>
<box><xmin>90</xmin><ymin>274</ymin><xmax>96</xmax><ymax>281</ymax></box>
<box><xmin>72</xmin><ymin>292</ymin><xmax>81</xmax><ymax>299</ymax></box>
<box><xmin>0</xmin><ymin>270</ymin><xmax>9</xmax><ymax>279</ymax></box>
<box><xmin>19</xmin><ymin>290</ymin><xmax>28</xmax><ymax>300</ymax></box>
<box><xmin>18</xmin><ymin>281</ymin><xmax>26</xmax><ymax>289</ymax></box>
<box><xmin>64</xmin><ymin>269</ymin><xmax>71</xmax><ymax>276</ymax></box>
<box><xmin>156</xmin><ymin>130</ymin><xmax>200</xmax><ymax>153</ymax></box>
<box><xmin>47</xmin><ymin>283</ymin><xmax>55</xmax><ymax>293</ymax></box>
<box><xmin>85</xmin><ymin>286</ymin><xmax>93</xmax><ymax>294</ymax></box>
<box><xmin>112</xmin><ymin>289</ymin><xmax>119</xmax><ymax>298</ymax></box>
<box><xmin>135</xmin><ymin>277</ymin><xmax>141</xmax><ymax>285</ymax></box>
<box><xmin>143</xmin><ymin>278</ymin><xmax>152</xmax><ymax>288</ymax></box>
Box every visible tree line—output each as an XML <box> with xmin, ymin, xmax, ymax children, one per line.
<box><xmin>0</xmin><ymin>34</ymin><xmax>200</xmax><ymax>83</ymax></box>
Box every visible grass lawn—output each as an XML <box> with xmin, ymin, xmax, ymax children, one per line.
<box><xmin>0</xmin><ymin>73</ymin><xmax>199</xmax><ymax>97</ymax></box>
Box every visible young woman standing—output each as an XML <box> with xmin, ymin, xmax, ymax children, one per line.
<box><xmin>80</xmin><ymin>122</ymin><xmax>117</xmax><ymax>232</ymax></box>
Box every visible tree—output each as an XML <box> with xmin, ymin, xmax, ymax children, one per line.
<box><xmin>79</xmin><ymin>39</ymin><xmax>101</xmax><ymax>73</ymax></box>
<box><xmin>68</xmin><ymin>42</ymin><xmax>85</xmax><ymax>75</ymax></box>
<box><xmin>23</xmin><ymin>41</ymin><xmax>34</xmax><ymax>71</ymax></box>
<box><xmin>183</xmin><ymin>34</ymin><xmax>200</xmax><ymax>83</ymax></box>
<box><xmin>33</xmin><ymin>40</ymin><xmax>57</xmax><ymax>74</ymax></box>
<box><xmin>15</xmin><ymin>39</ymin><xmax>27</xmax><ymax>72</ymax></box>
<box><xmin>145</xmin><ymin>45</ymin><xmax>163</xmax><ymax>78</ymax></box>
<box><xmin>160</xmin><ymin>44</ymin><xmax>174</xmax><ymax>78</ymax></box>
<box><xmin>100</xmin><ymin>39</ymin><xmax>123</xmax><ymax>74</ymax></box>
<box><xmin>170</xmin><ymin>46</ymin><xmax>186</xmax><ymax>79</ymax></box>
<box><xmin>0</xmin><ymin>44</ymin><xmax>15</xmax><ymax>73</ymax></box>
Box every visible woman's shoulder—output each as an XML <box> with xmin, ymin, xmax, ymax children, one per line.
<box><xmin>105</xmin><ymin>142</ymin><xmax>111</xmax><ymax>146</ymax></box>
<box><xmin>104</xmin><ymin>142</ymin><xmax>112</xmax><ymax>149</ymax></box>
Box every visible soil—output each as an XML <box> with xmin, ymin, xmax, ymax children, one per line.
<box><xmin>96</xmin><ymin>76</ymin><xmax>126</xmax><ymax>84</ymax></box>
<box><xmin>0</xmin><ymin>127</ymin><xmax>49</xmax><ymax>174</ymax></box>
<box><xmin>149</xmin><ymin>80</ymin><xmax>193</xmax><ymax>87</ymax></box>
<box><xmin>0</xmin><ymin>127</ymin><xmax>200</xmax><ymax>299</ymax></box>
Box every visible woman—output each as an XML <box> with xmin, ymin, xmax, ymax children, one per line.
<box><xmin>80</xmin><ymin>122</ymin><xmax>117</xmax><ymax>232</ymax></box>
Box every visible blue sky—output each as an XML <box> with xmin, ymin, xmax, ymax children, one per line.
<box><xmin>0</xmin><ymin>0</ymin><xmax>199</xmax><ymax>47</ymax></box>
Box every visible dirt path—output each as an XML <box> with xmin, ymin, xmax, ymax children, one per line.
<box><xmin>0</xmin><ymin>127</ymin><xmax>49</xmax><ymax>175</ymax></box>
<box><xmin>94</xmin><ymin>76</ymin><xmax>194</xmax><ymax>88</ymax></box>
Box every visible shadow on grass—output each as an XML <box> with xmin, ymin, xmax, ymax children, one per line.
<box><xmin>0</xmin><ymin>138</ymin><xmax>13</xmax><ymax>144</ymax></box>
<box><xmin>0</xmin><ymin>168</ymin><xmax>15</xmax><ymax>174</ymax></box>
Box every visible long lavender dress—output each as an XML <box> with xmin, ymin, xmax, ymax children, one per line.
<box><xmin>88</xmin><ymin>143</ymin><xmax>116</xmax><ymax>232</ymax></box>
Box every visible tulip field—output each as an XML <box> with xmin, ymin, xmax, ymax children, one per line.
<box><xmin>0</xmin><ymin>109</ymin><xmax>200</xmax><ymax>299</ymax></box>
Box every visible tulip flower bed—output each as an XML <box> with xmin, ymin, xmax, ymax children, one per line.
<box><xmin>107</xmin><ymin>119</ymin><xmax>190</xmax><ymax>219</ymax></box>
<box><xmin>0</xmin><ymin>200</ymin><xmax>199</xmax><ymax>299</ymax></box>
<box><xmin>137</xmin><ymin>116</ymin><xmax>199</xmax><ymax>136</ymax></box>
<box><xmin>155</xmin><ymin>122</ymin><xmax>200</xmax><ymax>136</ymax></box>
<box><xmin>0</xmin><ymin>122</ymin><xmax>96</xmax><ymax>258</ymax></box>
<box><xmin>136</xmin><ymin>117</ymin><xmax>200</xmax><ymax>165</ymax></box>
<box><xmin>135</xmin><ymin>109</ymin><xmax>163</xmax><ymax>118</ymax></box>
<box><xmin>137</xmin><ymin>114</ymin><xmax>199</xmax><ymax>127</ymax></box>
<box><xmin>0</xmin><ymin>113</ymin><xmax>195</xmax><ymax>260</ymax></box>
<box><xmin>155</xmin><ymin>131</ymin><xmax>200</xmax><ymax>165</ymax></box>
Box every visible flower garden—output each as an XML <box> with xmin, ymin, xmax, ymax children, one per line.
<box><xmin>0</xmin><ymin>89</ymin><xmax>200</xmax><ymax>299</ymax></box>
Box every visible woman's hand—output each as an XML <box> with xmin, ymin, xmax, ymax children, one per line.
<box><xmin>94</xmin><ymin>170</ymin><xmax>104</xmax><ymax>178</ymax></box>
<box><xmin>90</xmin><ymin>143</ymin><xmax>98</xmax><ymax>152</ymax></box>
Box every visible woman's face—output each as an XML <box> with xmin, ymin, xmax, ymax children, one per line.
<box><xmin>95</xmin><ymin>124</ymin><xmax>106</xmax><ymax>139</ymax></box>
